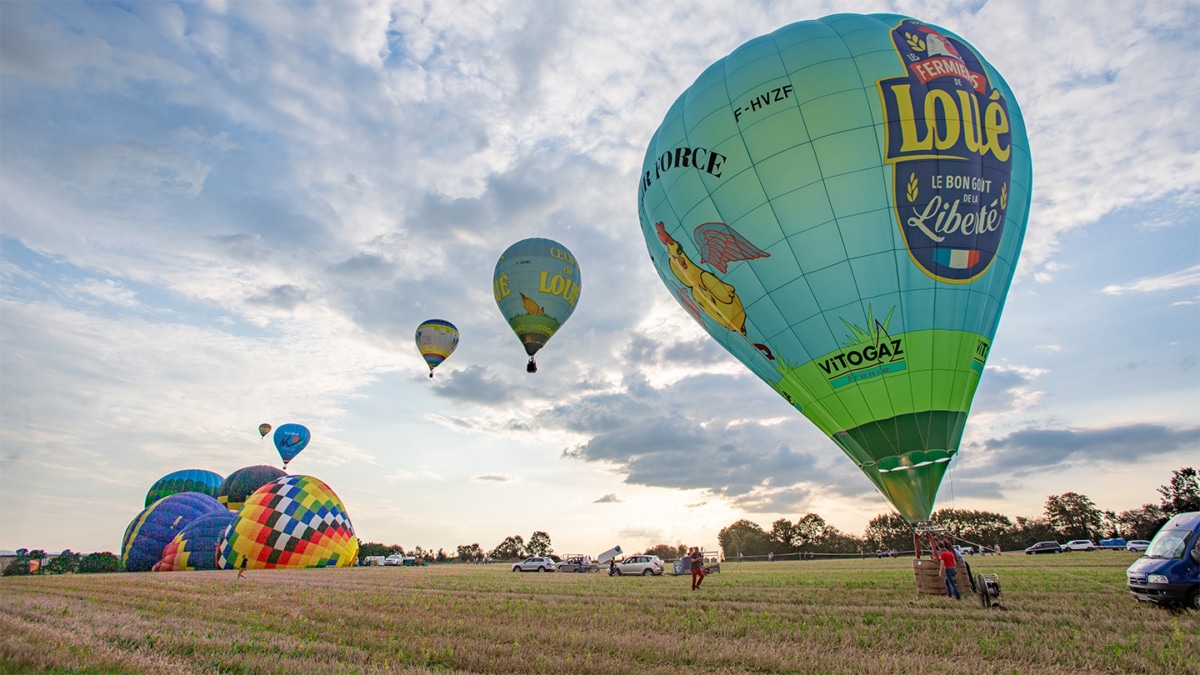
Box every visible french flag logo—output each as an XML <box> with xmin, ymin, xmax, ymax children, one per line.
<box><xmin>933</xmin><ymin>248</ymin><xmax>981</xmax><ymax>270</ymax></box>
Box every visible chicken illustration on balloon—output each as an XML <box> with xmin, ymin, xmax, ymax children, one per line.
<box><xmin>654</xmin><ymin>221</ymin><xmax>774</xmax><ymax>360</ymax></box>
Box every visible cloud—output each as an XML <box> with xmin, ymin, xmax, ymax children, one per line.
<box><xmin>975</xmin><ymin>423</ymin><xmax>1200</xmax><ymax>474</ymax></box>
<box><xmin>592</xmin><ymin>493</ymin><xmax>621</xmax><ymax>503</ymax></box>
<box><xmin>1103</xmin><ymin>264</ymin><xmax>1200</xmax><ymax>295</ymax></box>
<box><xmin>245</xmin><ymin>284</ymin><xmax>308</xmax><ymax>310</ymax></box>
<box><xmin>472</xmin><ymin>473</ymin><xmax>516</xmax><ymax>483</ymax></box>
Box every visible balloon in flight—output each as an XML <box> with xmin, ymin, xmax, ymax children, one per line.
<box><xmin>144</xmin><ymin>468</ymin><xmax>224</xmax><ymax>507</ymax></box>
<box><xmin>637</xmin><ymin>15</ymin><xmax>1031</xmax><ymax>523</ymax></box>
<box><xmin>258</xmin><ymin>423</ymin><xmax>272</xmax><ymax>438</ymax></box>
<box><xmin>493</xmin><ymin>238</ymin><xmax>581</xmax><ymax>373</ymax></box>
<box><xmin>415</xmin><ymin>319</ymin><xmax>460</xmax><ymax>378</ymax></box>
<box><xmin>273</xmin><ymin>423</ymin><xmax>310</xmax><ymax>469</ymax></box>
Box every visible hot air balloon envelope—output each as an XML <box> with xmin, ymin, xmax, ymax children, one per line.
<box><xmin>216</xmin><ymin>464</ymin><xmax>288</xmax><ymax>511</ymax></box>
<box><xmin>154</xmin><ymin>509</ymin><xmax>236</xmax><ymax>572</ymax></box>
<box><xmin>144</xmin><ymin>468</ymin><xmax>224</xmax><ymax>507</ymax></box>
<box><xmin>273</xmin><ymin>423</ymin><xmax>310</xmax><ymax>469</ymax></box>
<box><xmin>258</xmin><ymin>423</ymin><xmax>272</xmax><ymax>438</ymax></box>
<box><xmin>121</xmin><ymin>492</ymin><xmax>226</xmax><ymax>572</ymax></box>
<box><xmin>637</xmin><ymin>14</ymin><xmax>1031</xmax><ymax>523</ymax></box>
<box><xmin>493</xmin><ymin>238</ymin><xmax>581</xmax><ymax>363</ymax></box>
<box><xmin>217</xmin><ymin>475</ymin><xmax>358</xmax><ymax>569</ymax></box>
<box><xmin>415</xmin><ymin>319</ymin><xmax>460</xmax><ymax>377</ymax></box>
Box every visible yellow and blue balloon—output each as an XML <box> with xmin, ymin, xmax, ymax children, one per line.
<box><xmin>493</xmin><ymin>238</ymin><xmax>581</xmax><ymax>373</ymax></box>
<box><xmin>415</xmin><ymin>319</ymin><xmax>459</xmax><ymax>378</ymax></box>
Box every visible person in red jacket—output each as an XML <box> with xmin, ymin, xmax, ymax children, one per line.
<box><xmin>689</xmin><ymin>547</ymin><xmax>705</xmax><ymax>590</ymax></box>
<box><xmin>938</xmin><ymin>545</ymin><xmax>961</xmax><ymax>600</ymax></box>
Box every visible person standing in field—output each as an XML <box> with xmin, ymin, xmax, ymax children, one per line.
<box><xmin>938</xmin><ymin>545</ymin><xmax>961</xmax><ymax>601</ymax></box>
<box><xmin>237</xmin><ymin>556</ymin><xmax>247</xmax><ymax>580</ymax></box>
<box><xmin>689</xmin><ymin>547</ymin><xmax>705</xmax><ymax>590</ymax></box>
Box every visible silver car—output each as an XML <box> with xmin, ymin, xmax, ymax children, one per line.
<box><xmin>1126</xmin><ymin>540</ymin><xmax>1151</xmax><ymax>552</ymax></box>
<box><xmin>511</xmin><ymin>556</ymin><xmax>556</xmax><ymax>572</ymax></box>
<box><xmin>613</xmin><ymin>555</ymin><xmax>664</xmax><ymax>576</ymax></box>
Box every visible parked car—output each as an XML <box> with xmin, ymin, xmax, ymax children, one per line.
<box><xmin>1126</xmin><ymin>540</ymin><xmax>1151</xmax><ymax>552</ymax></box>
<box><xmin>384</xmin><ymin>554</ymin><xmax>404</xmax><ymax>566</ymax></box>
<box><xmin>1127</xmin><ymin>511</ymin><xmax>1200</xmax><ymax>610</ymax></box>
<box><xmin>511</xmin><ymin>556</ymin><xmax>556</xmax><ymax>572</ymax></box>
<box><xmin>612</xmin><ymin>555</ymin><xmax>664</xmax><ymax>576</ymax></box>
<box><xmin>1100</xmin><ymin>538</ymin><xmax>1127</xmax><ymax>549</ymax></box>
<box><xmin>1061</xmin><ymin>540</ymin><xmax>1096</xmax><ymax>552</ymax></box>
<box><xmin>556</xmin><ymin>555</ymin><xmax>596</xmax><ymax>573</ymax></box>
<box><xmin>1024</xmin><ymin>541</ymin><xmax>1062</xmax><ymax>554</ymax></box>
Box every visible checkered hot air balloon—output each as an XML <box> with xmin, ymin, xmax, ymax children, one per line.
<box><xmin>217</xmin><ymin>475</ymin><xmax>357</xmax><ymax>570</ymax></box>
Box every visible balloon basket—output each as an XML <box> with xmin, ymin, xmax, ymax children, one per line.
<box><xmin>912</xmin><ymin>557</ymin><xmax>969</xmax><ymax>596</ymax></box>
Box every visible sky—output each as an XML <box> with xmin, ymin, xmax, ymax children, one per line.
<box><xmin>1</xmin><ymin>0</ymin><xmax>1197</xmax><ymax>558</ymax></box>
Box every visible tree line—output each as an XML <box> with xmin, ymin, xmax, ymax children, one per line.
<box><xmin>719</xmin><ymin>467</ymin><xmax>1200</xmax><ymax>558</ymax></box>
<box><xmin>7</xmin><ymin>467</ymin><xmax>1195</xmax><ymax>574</ymax></box>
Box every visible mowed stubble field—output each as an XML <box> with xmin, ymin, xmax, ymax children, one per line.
<box><xmin>1</xmin><ymin>552</ymin><xmax>1196</xmax><ymax>674</ymax></box>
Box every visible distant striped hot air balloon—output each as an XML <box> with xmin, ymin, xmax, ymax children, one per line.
<box><xmin>415</xmin><ymin>319</ymin><xmax>459</xmax><ymax>378</ymax></box>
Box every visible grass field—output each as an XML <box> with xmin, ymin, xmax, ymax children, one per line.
<box><xmin>1</xmin><ymin>551</ymin><xmax>1196</xmax><ymax>674</ymax></box>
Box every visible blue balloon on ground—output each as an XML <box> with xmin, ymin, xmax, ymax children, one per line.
<box><xmin>120</xmin><ymin>492</ymin><xmax>226</xmax><ymax>572</ymax></box>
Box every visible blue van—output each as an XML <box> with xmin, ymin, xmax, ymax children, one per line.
<box><xmin>1126</xmin><ymin>511</ymin><xmax>1200</xmax><ymax>610</ymax></box>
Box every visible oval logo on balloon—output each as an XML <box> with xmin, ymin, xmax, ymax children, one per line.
<box><xmin>493</xmin><ymin>238</ymin><xmax>581</xmax><ymax>372</ymax></box>
<box><xmin>637</xmin><ymin>14</ymin><xmax>1031</xmax><ymax>523</ymax></box>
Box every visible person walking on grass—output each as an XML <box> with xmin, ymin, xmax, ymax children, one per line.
<box><xmin>237</xmin><ymin>556</ymin><xmax>248</xmax><ymax>580</ymax></box>
<box><xmin>938</xmin><ymin>545</ymin><xmax>961</xmax><ymax>601</ymax></box>
<box><xmin>689</xmin><ymin>547</ymin><xmax>705</xmax><ymax>590</ymax></box>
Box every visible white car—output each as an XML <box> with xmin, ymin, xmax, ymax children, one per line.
<box><xmin>1061</xmin><ymin>540</ymin><xmax>1096</xmax><ymax>552</ymax></box>
<box><xmin>612</xmin><ymin>555</ymin><xmax>664</xmax><ymax>576</ymax></box>
<box><xmin>384</xmin><ymin>554</ymin><xmax>404</xmax><ymax>566</ymax></box>
<box><xmin>1126</xmin><ymin>540</ymin><xmax>1151</xmax><ymax>552</ymax></box>
<box><xmin>511</xmin><ymin>556</ymin><xmax>556</xmax><ymax>572</ymax></box>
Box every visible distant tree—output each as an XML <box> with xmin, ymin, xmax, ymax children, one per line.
<box><xmin>27</xmin><ymin>550</ymin><xmax>47</xmax><ymax>574</ymax></box>
<box><xmin>718</xmin><ymin>520</ymin><xmax>772</xmax><ymax>559</ymax></box>
<box><xmin>813</xmin><ymin>525</ymin><xmax>866</xmax><ymax>555</ymax></box>
<box><xmin>76</xmin><ymin>552</ymin><xmax>121</xmax><ymax>574</ymax></box>
<box><xmin>644</xmin><ymin>544</ymin><xmax>687</xmax><ymax>561</ymax></box>
<box><xmin>1044</xmin><ymin>492</ymin><xmax>1102</xmax><ymax>540</ymax></box>
<box><xmin>44</xmin><ymin>550</ymin><xmax>81</xmax><ymax>575</ymax></box>
<box><xmin>3</xmin><ymin>549</ymin><xmax>31</xmax><ymax>576</ymax></box>
<box><xmin>526</xmin><ymin>531</ymin><xmax>553</xmax><ymax>557</ymax></box>
<box><xmin>768</xmin><ymin>519</ymin><xmax>797</xmax><ymax>552</ymax></box>
<box><xmin>864</xmin><ymin>513</ymin><xmax>912</xmax><ymax>551</ymax></box>
<box><xmin>1158</xmin><ymin>467</ymin><xmax>1200</xmax><ymax>516</ymax></box>
<box><xmin>1013</xmin><ymin>516</ymin><xmax>1060</xmax><ymax>546</ymax></box>
<box><xmin>793</xmin><ymin>514</ymin><xmax>830</xmax><ymax>550</ymax></box>
<box><xmin>436</xmin><ymin>548</ymin><xmax>448</xmax><ymax>563</ymax></box>
<box><xmin>456</xmin><ymin>543</ymin><xmax>483</xmax><ymax>562</ymax></box>
<box><xmin>1117</xmin><ymin>504</ymin><xmax>1169</xmax><ymax>540</ymax></box>
<box><xmin>490</xmin><ymin>535</ymin><xmax>525</xmax><ymax>560</ymax></box>
<box><xmin>357</xmin><ymin>541</ymin><xmax>403</xmax><ymax>563</ymax></box>
<box><xmin>931</xmin><ymin>509</ymin><xmax>1014</xmax><ymax>549</ymax></box>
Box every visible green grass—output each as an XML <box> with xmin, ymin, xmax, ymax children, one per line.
<box><xmin>1</xmin><ymin>552</ymin><xmax>1196</xmax><ymax>674</ymax></box>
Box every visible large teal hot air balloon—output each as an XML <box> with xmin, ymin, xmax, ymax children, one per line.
<box><xmin>637</xmin><ymin>14</ymin><xmax>1031</xmax><ymax>523</ymax></box>
<box><xmin>273</xmin><ymin>423</ymin><xmax>310</xmax><ymax>469</ymax></box>
<box><xmin>493</xmin><ymin>238</ymin><xmax>582</xmax><ymax>373</ymax></box>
